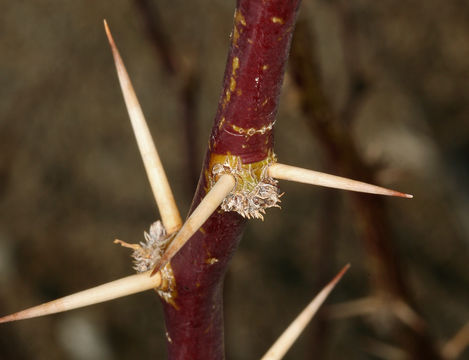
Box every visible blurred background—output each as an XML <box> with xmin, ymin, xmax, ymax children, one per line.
<box><xmin>1</xmin><ymin>0</ymin><xmax>468</xmax><ymax>359</ymax></box>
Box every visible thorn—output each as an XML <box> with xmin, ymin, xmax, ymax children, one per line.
<box><xmin>0</xmin><ymin>271</ymin><xmax>161</xmax><ymax>324</ymax></box>
<box><xmin>389</xmin><ymin>298</ymin><xmax>426</xmax><ymax>333</ymax></box>
<box><xmin>261</xmin><ymin>264</ymin><xmax>350</xmax><ymax>360</ymax></box>
<box><xmin>362</xmin><ymin>337</ymin><xmax>409</xmax><ymax>360</ymax></box>
<box><xmin>151</xmin><ymin>174</ymin><xmax>236</xmax><ymax>276</ymax></box>
<box><xmin>114</xmin><ymin>239</ymin><xmax>141</xmax><ymax>251</ymax></box>
<box><xmin>442</xmin><ymin>321</ymin><xmax>469</xmax><ymax>359</ymax></box>
<box><xmin>268</xmin><ymin>163</ymin><xmax>413</xmax><ymax>198</ymax></box>
<box><xmin>325</xmin><ymin>295</ymin><xmax>426</xmax><ymax>334</ymax></box>
<box><xmin>103</xmin><ymin>20</ymin><xmax>182</xmax><ymax>234</ymax></box>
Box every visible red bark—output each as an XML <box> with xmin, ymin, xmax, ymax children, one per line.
<box><xmin>209</xmin><ymin>0</ymin><xmax>301</xmax><ymax>163</ymax></box>
<box><xmin>160</xmin><ymin>1</ymin><xmax>301</xmax><ymax>359</ymax></box>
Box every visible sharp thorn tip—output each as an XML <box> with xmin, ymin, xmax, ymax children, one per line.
<box><xmin>393</xmin><ymin>191</ymin><xmax>414</xmax><ymax>199</ymax></box>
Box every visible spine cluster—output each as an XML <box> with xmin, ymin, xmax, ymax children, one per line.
<box><xmin>210</xmin><ymin>153</ymin><xmax>281</xmax><ymax>219</ymax></box>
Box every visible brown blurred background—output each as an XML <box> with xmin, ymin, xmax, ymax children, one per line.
<box><xmin>1</xmin><ymin>0</ymin><xmax>468</xmax><ymax>359</ymax></box>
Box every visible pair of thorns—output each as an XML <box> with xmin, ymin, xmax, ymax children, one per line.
<box><xmin>0</xmin><ymin>21</ymin><xmax>412</xmax><ymax>359</ymax></box>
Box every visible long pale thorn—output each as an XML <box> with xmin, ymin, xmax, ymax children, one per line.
<box><xmin>442</xmin><ymin>321</ymin><xmax>469</xmax><ymax>359</ymax></box>
<box><xmin>362</xmin><ymin>338</ymin><xmax>408</xmax><ymax>359</ymax></box>
<box><xmin>152</xmin><ymin>174</ymin><xmax>236</xmax><ymax>275</ymax></box>
<box><xmin>261</xmin><ymin>264</ymin><xmax>350</xmax><ymax>360</ymax></box>
<box><xmin>104</xmin><ymin>20</ymin><xmax>182</xmax><ymax>234</ymax></box>
<box><xmin>268</xmin><ymin>163</ymin><xmax>413</xmax><ymax>198</ymax></box>
<box><xmin>0</xmin><ymin>271</ymin><xmax>161</xmax><ymax>324</ymax></box>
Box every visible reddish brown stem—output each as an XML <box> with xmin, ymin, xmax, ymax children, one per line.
<box><xmin>209</xmin><ymin>0</ymin><xmax>300</xmax><ymax>163</ymax></box>
<box><xmin>159</xmin><ymin>1</ymin><xmax>300</xmax><ymax>359</ymax></box>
